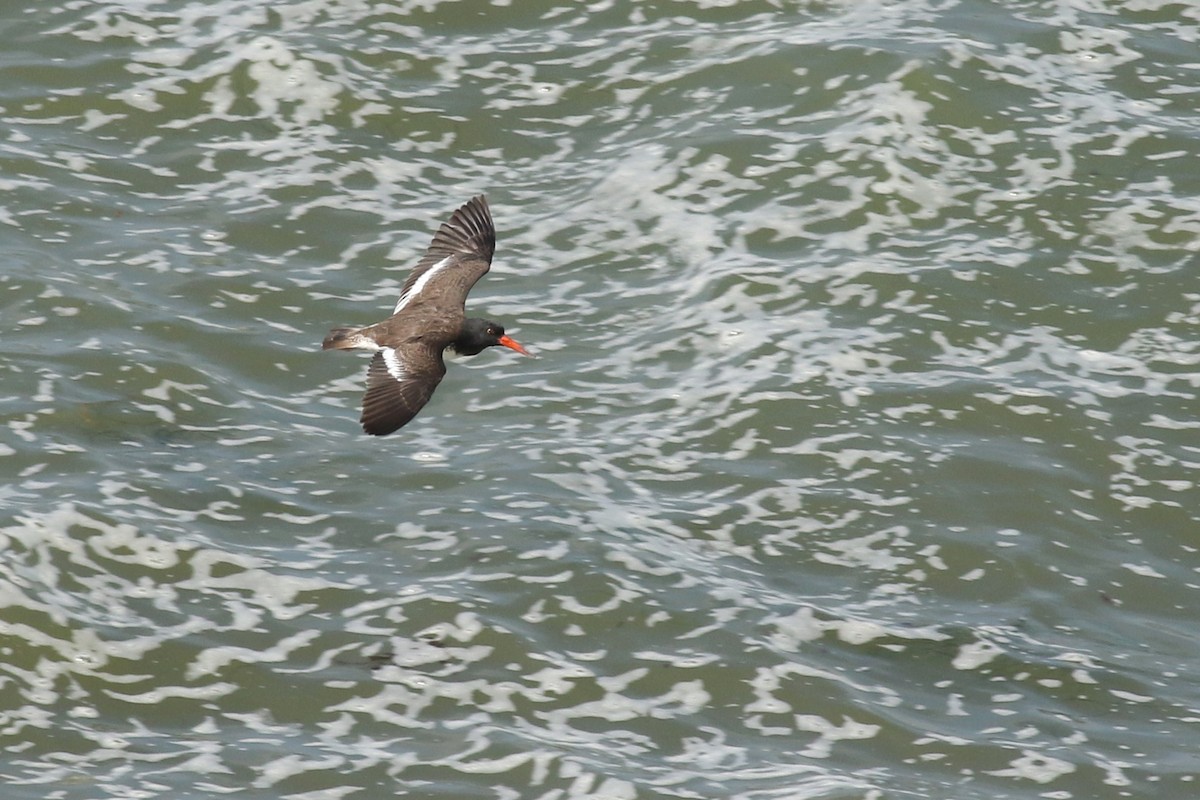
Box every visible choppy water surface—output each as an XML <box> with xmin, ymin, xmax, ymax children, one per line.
<box><xmin>2</xmin><ymin>0</ymin><xmax>1199</xmax><ymax>797</ymax></box>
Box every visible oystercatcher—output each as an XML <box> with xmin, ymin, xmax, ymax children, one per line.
<box><xmin>322</xmin><ymin>195</ymin><xmax>530</xmax><ymax>436</ymax></box>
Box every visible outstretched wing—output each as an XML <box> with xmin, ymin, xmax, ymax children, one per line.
<box><xmin>393</xmin><ymin>195</ymin><xmax>496</xmax><ymax>317</ymax></box>
<box><xmin>360</xmin><ymin>346</ymin><xmax>446</xmax><ymax>436</ymax></box>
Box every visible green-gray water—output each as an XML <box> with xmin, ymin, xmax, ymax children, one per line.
<box><xmin>2</xmin><ymin>1</ymin><xmax>1198</xmax><ymax>798</ymax></box>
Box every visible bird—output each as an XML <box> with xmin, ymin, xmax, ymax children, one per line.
<box><xmin>322</xmin><ymin>195</ymin><xmax>530</xmax><ymax>436</ymax></box>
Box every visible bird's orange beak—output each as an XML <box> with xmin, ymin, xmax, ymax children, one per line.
<box><xmin>498</xmin><ymin>335</ymin><xmax>531</xmax><ymax>356</ymax></box>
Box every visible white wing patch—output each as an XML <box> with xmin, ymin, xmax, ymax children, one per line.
<box><xmin>394</xmin><ymin>254</ymin><xmax>455</xmax><ymax>314</ymax></box>
<box><xmin>381</xmin><ymin>347</ymin><xmax>408</xmax><ymax>382</ymax></box>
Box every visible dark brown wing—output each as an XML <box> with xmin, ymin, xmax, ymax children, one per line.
<box><xmin>359</xmin><ymin>346</ymin><xmax>446</xmax><ymax>436</ymax></box>
<box><xmin>392</xmin><ymin>195</ymin><xmax>495</xmax><ymax>318</ymax></box>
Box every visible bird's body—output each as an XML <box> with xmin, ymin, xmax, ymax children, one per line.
<box><xmin>322</xmin><ymin>195</ymin><xmax>529</xmax><ymax>436</ymax></box>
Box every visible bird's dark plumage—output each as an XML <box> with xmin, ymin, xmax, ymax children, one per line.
<box><xmin>393</xmin><ymin>196</ymin><xmax>496</xmax><ymax>317</ymax></box>
<box><xmin>322</xmin><ymin>195</ymin><xmax>529</xmax><ymax>436</ymax></box>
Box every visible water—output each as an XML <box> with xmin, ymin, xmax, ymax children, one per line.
<box><xmin>2</xmin><ymin>0</ymin><xmax>1199</xmax><ymax>797</ymax></box>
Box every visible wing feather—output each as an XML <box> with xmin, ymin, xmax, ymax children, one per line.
<box><xmin>393</xmin><ymin>195</ymin><xmax>496</xmax><ymax>316</ymax></box>
<box><xmin>359</xmin><ymin>346</ymin><xmax>446</xmax><ymax>436</ymax></box>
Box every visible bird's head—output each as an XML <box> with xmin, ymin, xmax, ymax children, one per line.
<box><xmin>453</xmin><ymin>318</ymin><xmax>531</xmax><ymax>357</ymax></box>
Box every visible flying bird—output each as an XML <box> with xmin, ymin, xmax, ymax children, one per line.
<box><xmin>322</xmin><ymin>195</ymin><xmax>530</xmax><ymax>435</ymax></box>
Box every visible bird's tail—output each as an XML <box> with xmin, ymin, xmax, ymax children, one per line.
<box><xmin>322</xmin><ymin>327</ymin><xmax>360</xmax><ymax>350</ymax></box>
